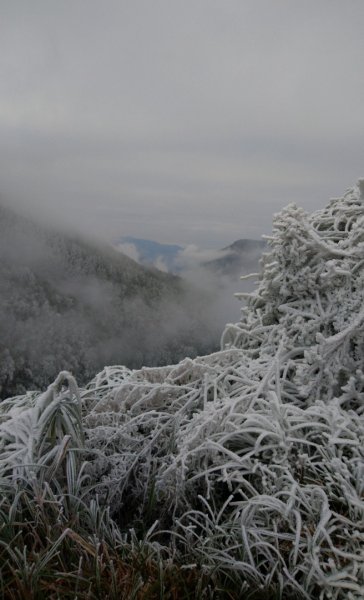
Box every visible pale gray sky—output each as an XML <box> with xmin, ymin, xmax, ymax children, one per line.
<box><xmin>1</xmin><ymin>0</ymin><xmax>364</xmax><ymax>247</ymax></box>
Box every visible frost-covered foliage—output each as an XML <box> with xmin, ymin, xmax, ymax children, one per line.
<box><xmin>1</xmin><ymin>182</ymin><xmax>364</xmax><ymax>598</ymax></box>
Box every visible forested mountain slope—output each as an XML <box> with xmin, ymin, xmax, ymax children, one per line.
<box><xmin>0</xmin><ymin>206</ymin><xmax>217</xmax><ymax>398</ymax></box>
<box><xmin>1</xmin><ymin>182</ymin><xmax>364</xmax><ymax>598</ymax></box>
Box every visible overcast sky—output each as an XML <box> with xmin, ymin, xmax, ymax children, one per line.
<box><xmin>1</xmin><ymin>0</ymin><xmax>364</xmax><ymax>247</ymax></box>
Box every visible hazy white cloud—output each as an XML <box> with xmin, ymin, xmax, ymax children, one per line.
<box><xmin>115</xmin><ymin>242</ymin><xmax>140</xmax><ymax>263</ymax></box>
<box><xmin>175</xmin><ymin>244</ymin><xmax>228</xmax><ymax>270</ymax></box>
<box><xmin>153</xmin><ymin>256</ymin><xmax>169</xmax><ymax>273</ymax></box>
<box><xmin>0</xmin><ymin>0</ymin><xmax>364</xmax><ymax>246</ymax></box>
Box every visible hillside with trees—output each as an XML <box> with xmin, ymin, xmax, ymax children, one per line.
<box><xmin>0</xmin><ymin>206</ymin><xmax>218</xmax><ymax>398</ymax></box>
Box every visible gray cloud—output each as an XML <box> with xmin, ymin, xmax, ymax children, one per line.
<box><xmin>1</xmin><ymin>0</ymin><xmax>364</xmax><ymax>246</ymax></box>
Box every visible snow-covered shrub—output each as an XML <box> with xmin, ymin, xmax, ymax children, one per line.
<box><xmin>223</xmin><ymin>183</ymin><xmax>364</xmax><ymax>409</ymax></box>
<box><xmin>1</xmin><ymin>181</ymin><xmax>364</xmax><ymax>598</ymax></box>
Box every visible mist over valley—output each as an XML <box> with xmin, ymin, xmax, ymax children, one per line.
<box><xmin>0</xmin><ymin>205</ymin><xmax>263</xmax><ymax>398</ymax></box>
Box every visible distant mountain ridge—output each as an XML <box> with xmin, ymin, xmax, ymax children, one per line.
<box><xmin>115</xmin><ymin>236</ymin><xmax>183</xmax><ymax>272</ymax></box>
<box><xmin>205</xmin><ymin>238</ymin><xmax>266</xmax><ymax>276</ymax></box>
<box><xmin>115</xmin><ymin>235</ymin><xmax>265</xmax><ymax>276</ymax></box>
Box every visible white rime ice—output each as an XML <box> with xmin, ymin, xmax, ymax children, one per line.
<box><xmin>2</xmin><ymin>182</ymin><xmax>364</xmax><ymax>597</ymax></box>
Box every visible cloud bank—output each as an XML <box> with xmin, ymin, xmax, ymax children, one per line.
<box><xmin>0</xmin><ymin>1</ymin><xmax>363</xmax><ymax>246</ymax></box>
